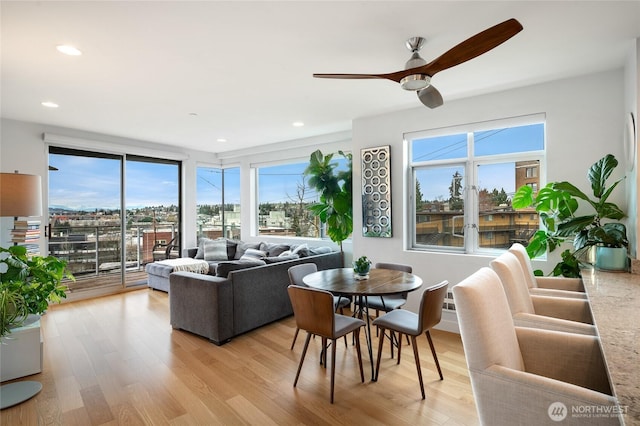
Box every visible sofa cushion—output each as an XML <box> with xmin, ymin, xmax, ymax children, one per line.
<box><xmin>263</xmin><ymin>254</ymin><xmax>300</xmax><ymax>264</ymax></box>
<box><xmin>259</xmin><ymin>242</ymin><xmax>290</xmax><ymax>257</ymax></box>
<box><xmin>234</xmin><ymin>242</ymin><xmax>262</xmax><ymax>259</ymax></box>
<box><xmin>216</xmin><ymin>259</ymin><xmax>266</xmax><ymax>278</ymax></box>
<box><xmin>204</xmin><ymin>238</ymin><xmax>229</xmax><ymax>261</ymax></box>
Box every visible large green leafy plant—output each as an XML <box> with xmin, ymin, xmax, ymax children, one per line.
<box><xmin>304</xmin><ymin>150</ymin><xmax>353</xmax><ymax>251</ymax></box>
<box><xmin>0</xmin><ymin>245</ymin><xmax>73</xmax><ymax>337</ymax></box>
<box><xmin>512</xmin><ymin>154</ymin><xmax>627</xmax><ymax>277</ymax></box>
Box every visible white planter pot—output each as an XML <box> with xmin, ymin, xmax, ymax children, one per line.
<box><xmin>595</xmin><ymin>247</ymin><xmax>628</xmax><ymax>272</ymax></box>
<box><xmin>0</xmin><ymin>314</ymin><xmax>43</xmax><ymax>382</ymax></box>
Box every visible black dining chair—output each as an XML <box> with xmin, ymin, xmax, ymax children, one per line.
<box><xmin>287</xmin><ymin>285</ymin><xmax>365</xmax><ymax>403</ymax></box>
<box><xmin>372</xmin><ymin>280</ymin><xmax>449</xmax><ymax>399</ymax></box>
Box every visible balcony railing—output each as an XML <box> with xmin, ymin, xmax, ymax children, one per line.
<box><xmin>49</xmin><ymin>223</ymin><xmax>177</xmax><ymax>277</ymax></box>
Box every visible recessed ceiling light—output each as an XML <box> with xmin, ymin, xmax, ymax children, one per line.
<box><xmin>56</xmin><ymin>45</ymin><xmax>82</xmax><ymax>56</ymax></box>
<box><xmin>216</xmin><ymin>138</ymin><xmax>227</xmax><ymax>143</ymax></box>
<box><xmin>188</xmin><ymin>112</ymin><xmax>198</xmax><ymax>116</ymax></box>
<box><xmin>292</xmin><ymin>121</ymin><xmax>304</xmax><ymax>127</ymax></box>
<box><xmin>41</xmin><ymin>101</ymin><xmax>59</xmax><ymax>108</ymax></box>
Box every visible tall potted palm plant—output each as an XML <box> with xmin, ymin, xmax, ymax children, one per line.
<box><xmin>304</xmin><ymin>150</ymin><xmax>353</xmax><ymax>252</ymax></box>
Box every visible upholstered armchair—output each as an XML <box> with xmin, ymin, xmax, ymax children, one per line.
<box><xmin>453</xmin><ymin>267</ymin><xmax>621</xmax><ymax>426</ymax></box>
<box><xmin>509</xmin><ymin>243</ymin><xmax>586</xmax><ymax>298</ymax></box>
<box><xmin>490</xmin><ymin>251</ymin><xmax>596</xmax><ymax>336</ymax></box>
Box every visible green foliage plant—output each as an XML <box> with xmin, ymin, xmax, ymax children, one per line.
<box><xmin>304</xmin><ymin>150</ymin><xmax>353</xmax><ymax>251</ymax></box>
<box><xmin>0</xmin><ymin>245</ymin><xmax>74</xmax><ymax>322</ymax></box>
<box><xmin>353</xmin><ymin>255</ymin><xmax>371</xmax><ymax>274</ymax></box>
<box><xmin>512</xmin><ymin>154</ymin><xmax>627</xmax><ymax>277</ymax></box>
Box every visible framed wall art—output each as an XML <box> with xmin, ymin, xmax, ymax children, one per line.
<box><xmin>361</xmin><ymin>145</ymin><xmax>391</xmax><ymax>237</ymax></box>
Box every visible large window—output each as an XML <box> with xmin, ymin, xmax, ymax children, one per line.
<box><xmin>257</xmin><ymin>161</ymin><xmax>319</xmax><ymax>237</ymax></box>
<box><xmin>408</xmin><ymin>116</ymin><xmax>544</xmax><ymax>253</ymax></box>
<box><xmin>196</xmin><ymin>167</ymin><xmax>241</xmax><ymax>240</ymax></box>
<box><xmin>255</xmin><ymin>156</ymin><xmax>350</xmax><ymax>238</ymax></box>
<box><xmin>48</xmin><ymin>147</ymin><xmax>181</xmax><ymax>292</ymax></box>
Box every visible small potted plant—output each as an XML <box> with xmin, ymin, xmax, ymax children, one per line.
<box><xmin>353</xmin><ymin>255</ymin><xmax>371</xmax><ymax>280</ymax></box>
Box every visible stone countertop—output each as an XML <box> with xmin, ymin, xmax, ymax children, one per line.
<box><xmin>581</xmin><ymin>268</ymin><xmax>640</xmax><ymax>425</ymax></box>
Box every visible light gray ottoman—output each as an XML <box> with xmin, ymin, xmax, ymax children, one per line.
<box><xmin>145</xmin><ymin>258</ymin><xmax>209</xmax><ymax>292</ymax></box>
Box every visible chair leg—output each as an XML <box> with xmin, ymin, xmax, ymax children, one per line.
<box><xmin>290</xmin><ymin>327</ymin><xmax>300</xmax><ymax>350</ymax></box>
<box><xmin>354</xmin><ymin>328</ymin><xmax>364</xmax><ymax>383</ymax></box>
<box><xmin>294</xmin><ymin>333</ymin><xmax>312</xmax><ymax>388</ymax></box>
<box><xmin>330</xmin><ymin>337</ymin><xmax>337</xmax><ymax>404</ymax></box>
<box><xmin>321</xmin><ymin>337</ymin><xmax>327</xmax><ymax>367</ymax></box>
<box><xmin>411</xmin><ymin>335</ymin><xmax>425</xmax><ymax>399</ymax></box>
<box><xmin>426</xmin><ymin>330</ymin><xmax>443</xmax><ymax>380</ymax></box>
<box><xmin>396</xmin><ymin>332</ymin><xmax>403</xmax><ymax>365</ymax></box>
<box><xmin>374</xmin><ymin>326</ymin><xmax>385</xmax><ymax>382</ymax></box>
<box><xmin>390</xmin><ymin>330</ymin><xmax>395</xmax><ymax>359</ymax></box>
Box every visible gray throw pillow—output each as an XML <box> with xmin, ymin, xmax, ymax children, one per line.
<box><xmin>195</xmin><ymin>237</ymin><xmax>213</xmax><ymax>259</ymax></box>
<box><xmin>204</xmin><ymin>238</ymin><xmax>229</xmax><ymax>261</ymax></box>
<box><xmin>291</xmin><ymin>243</ymin><xmax>310</xmax><ymax>257</ymax></box>
<box><xmin>239</xmin><ymin>248</ymin><xmax>266</xmax><ymax>262</ymax></box>
<box><xmin>259</xmin><ymin>242</ymin><xmax>291</xmax><ymax>257</ymax></box>
<box><xmin>234</xmin><ymin>242</ymin><xmax>261</xmax><ymax>259</ymax></box>
<box><xmin>309</xmin><ymin>246</ymin><xmax>332</xmax><ymax>256</ymax></box>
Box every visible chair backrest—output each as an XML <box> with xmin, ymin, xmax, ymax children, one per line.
<box><xmin>287</xmin><ymin>285</ymin><xmax>334</xmax><ymax>338</ymax></box>
<box><xmin>288</xmin><ymin>263</ymin><xmax>318</xmax><ymax>287</ymax></box>
<box><xmin>418</xmin><ymin>280</ymin><xmax>449</xmax><ymax>332</ymax></box>
<box><xmin>452</xmin><ymin>268</ymin><xmax>524</xmax><ymax>372</ymax></box>
<box><xmin>374</xmin><ymin>262</ymin><xmax>412</xmax><ymax>273</ymax></box>
<box><xmin>375</xmin><ymin>263</ymin><xmax>412</xmax><ymax>298</ymax></box>
<box><xmin>490</xmin><ymin>251</ymin><xmax>535</xmax><ymax>315</ymax></box>
<box><xmin>508</xmin><ymin>243</ymin><xmax>537</xmax><ymax>290</ymax></box>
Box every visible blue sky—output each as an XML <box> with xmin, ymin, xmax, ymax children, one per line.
<box><xmin>49</xmin><ymin>154</ymin><xmax>180</xmax><ymax>210</ymax></box>
<box><xmin>412</xmin><ymin>123</ymin><xmax>544</xmax><ymax>201</ymax></box>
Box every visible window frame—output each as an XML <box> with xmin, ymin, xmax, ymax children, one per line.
<box><xmin>406</xmin><ymin>114</ymin><xmax>546</xmax><ymax>255</ymax></box>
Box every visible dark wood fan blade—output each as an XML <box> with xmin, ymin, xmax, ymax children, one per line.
<box><xmin>313</xmin><ymin>18</ymin><xmax>522</xmax><ymax>86</ymax></box>
<box><xmin>421</xmin><ymin>18</ymin><xmax>523</xmax><ymax>77</ymax></box>
<box><xmin>417</xmin><ymin>86</ymin><xmax>444</xmax><ymax>109</ymax></box>
<box><xmin>313</xmin><ymin>73</ymin><xmax>390</xmax><ymax>80</ymax></box>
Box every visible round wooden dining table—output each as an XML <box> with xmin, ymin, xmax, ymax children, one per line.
<box><xmin>302</xmin><ymin>267</ymin><xmax>423</xmax><ymax>380</ymax></box>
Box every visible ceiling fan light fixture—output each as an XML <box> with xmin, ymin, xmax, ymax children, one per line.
<box><xmin>400</xmin><ymin>74</ymin><xmax>431</xmax><ymax>91</ymax></box>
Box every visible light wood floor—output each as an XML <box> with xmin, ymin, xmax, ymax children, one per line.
<box><xmin>1</xmin><ymin>289</ymin><xmax>479</xmax><ymax>425</ymax></box>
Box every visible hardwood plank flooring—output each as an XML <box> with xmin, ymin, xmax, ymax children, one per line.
<box><xmin>1</xmin><ymin>289</ymin><xmax>479</xmax><ymax>425</ymax></box>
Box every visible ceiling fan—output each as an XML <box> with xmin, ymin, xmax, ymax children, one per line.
<box><xmin>313</xmin><ymin>18</ymin><xmax>523</xmax><ymax>109</ymax></box>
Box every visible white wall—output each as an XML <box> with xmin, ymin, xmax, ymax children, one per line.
<box><xmin>351</xmin><ymin>69</ymin><xmax>628</xmax><ymax>332</ymax></box>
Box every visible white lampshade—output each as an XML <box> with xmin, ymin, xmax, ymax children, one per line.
<box><xmin>0</xmin><ymin>173</ymin><xmax>43</xmax><ymax>217</ymax></box>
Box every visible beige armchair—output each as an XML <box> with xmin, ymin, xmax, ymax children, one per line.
<box><xmin>509</xmin><ymin>243</ymin><xmax>586</xmax><ymax>299</ymax></box>
<box><xmin>490</xmin><ymin>251</ymin><xmax>596</xmax><ymax>336</ymax></box>
<box><xmin>453</xmin><ymin>267</ymin><xmax>621</xmax><ymax>426</ymax></box>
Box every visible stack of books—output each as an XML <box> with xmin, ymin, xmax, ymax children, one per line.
<box><xmin>11</xmin><ymin>220</ymin><xmax>41</xmax><ymax>254</ymax></box>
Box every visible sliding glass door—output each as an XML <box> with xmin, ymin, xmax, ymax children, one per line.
<box><xmin>48</xmin><ymin>147</ymin><xmax>180</xmax><ymax>292</ymax></box>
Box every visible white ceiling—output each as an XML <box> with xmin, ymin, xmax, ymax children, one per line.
<box><xmin>1</xmin><ymin>1</ymin><xmax>639</xmax><ymax>154</ymax></box>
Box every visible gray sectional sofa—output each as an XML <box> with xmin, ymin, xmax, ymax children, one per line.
<box><xmin>168</xmin><ymin>239</ymin><xmax>342</xmax><ymax>345</ymax></box>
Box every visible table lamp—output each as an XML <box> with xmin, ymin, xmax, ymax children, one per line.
<box><xmin>0</xmin><ymin>171</ymin><xmax>43</xmax><ymax>409</ymax></box>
